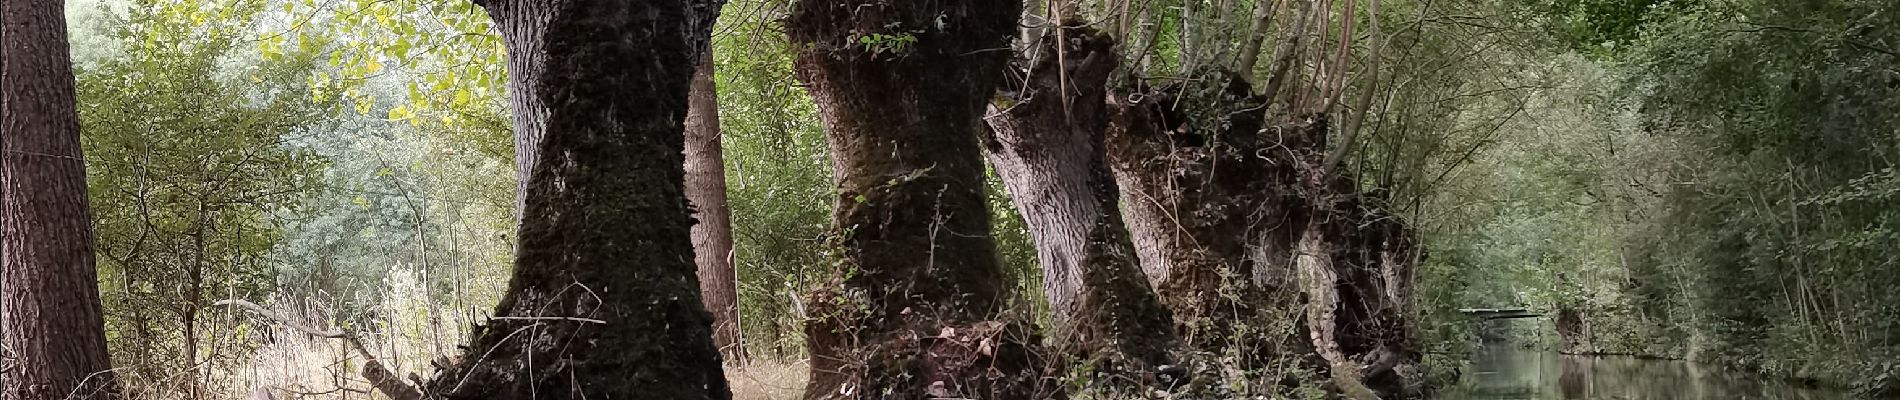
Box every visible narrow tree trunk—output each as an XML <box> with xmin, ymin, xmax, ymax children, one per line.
<box><xmin>419</xmin><ymin>0</ymin><xmax>731</xmax><ymax>398</ymax></box>
<box><xmin>2</xmin><ymin>0</ymin><xmax>121</xmax><ymax>398</ymax></box>
<box><xmin>185</xmin><ymin>225</ymin><xmax>207</xmax><ymax>400</ymax></box>
<box><xmin>1018</xmin><ymin>0</ymin><xmax>1046</xmax><ymax>49</ymax></box>
<box><xmin>1235</xmin><ymin>0</ymin><xmax>1283</xmax><ymax>78</ymax></box>
<box><xmin>1321</xmin><ymin>0</ymin><xmax>1381</xmax><ymax>178</ymax></box>
<box><xmin>787</xmin><ymin>0</ymin><xmax>1054</xmax><ymax>398</ymax></box>
<box><xmin>983</xmin><ymin>24</ymin><xmax>1177</xmax><ymax>374</ymax></box>
<box><xmin>684</xmin><ymin>50</ymin><xmax>747</xmax><ymax>365</ymax></box>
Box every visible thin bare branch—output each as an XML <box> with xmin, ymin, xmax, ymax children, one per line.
<box><xmin>1320</xmin><ymin>0</ymin><xmax>1381</xmax><ymax>178</ymax></box>
<box><xmin>1237</xmin><ymin>0</ymin><xmax>1287</xmax><ymax>78</ymax></box>
<box><xmin>1260</xmin><ymin>0</ymin><xmax>1314</xmax><ymax>102</ymax></box>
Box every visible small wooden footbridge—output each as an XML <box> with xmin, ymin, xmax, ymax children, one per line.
<box><xmin>1457</xmin><ymin>307</ymin><xmax>1543</xmax><ymax>320</ymax></box>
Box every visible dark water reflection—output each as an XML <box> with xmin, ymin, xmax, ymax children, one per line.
<box><xmin>1435</xmin><ymin>345</ymin><xmax>1847</xmax><ymax>400</ymax></box>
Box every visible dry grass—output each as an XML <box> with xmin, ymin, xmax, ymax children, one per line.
<box><xmin>113</xmin><ymin>262</ymin><xmax>811</xmax><ymax>400</ymax></box>
<box><xmin>108</xmin><ymin>265</ymin><xmax>499</xmax><ymax>400</ymax></box>
<box><xmin>727</xmin><ymin>360</ymin><xmax>808</xmax><ymax>400</ymax></box>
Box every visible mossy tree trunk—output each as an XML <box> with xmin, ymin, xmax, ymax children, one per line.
<box><xmin>787</xmin><ymin>0</ymin><xmax>1057</xmax><ymax>398</ymax></box>
<box><xmin>1103</xmin><ymin>72</ymin><xmax>1420</xmax><ymax>397</ymax></box>
<box><xmin>416</xmin><ymin>0</ymin><xmax>733</xmax><ymax>398</ymax></box>
<box><xmin>2</xmin><ymin>0</ymin><xmax>121</xmax><ymax>398</ymax></box>
<box><xmin>1103</xmin><ymin>74</ymin><xmax>1315</xmax><ymax>356</ymax></box>
<box><xmin>982</xmin><ymin>24</ymin><xmax>1177</xmax><ymax>376</ymax></box>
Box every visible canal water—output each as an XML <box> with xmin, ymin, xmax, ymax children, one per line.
<box><xmin>1435</xmin><ymin>345</ymin><xmax>1848</xmax><ymax>399</ymax></box>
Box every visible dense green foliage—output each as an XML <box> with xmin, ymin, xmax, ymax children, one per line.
<box><xmin>1620</xmin><ymin>0</ymin><xmax>1900</xmax><ymax>391</ymax></box>
<box><xmin>77</xmin><ymin>0</ymin><xmax>332</xmax><ymax>381</ymax></box>
<box><xmin>1412</xmin><ymin>0</ymin><xmax>1900</xmax><ymax>395</ymax></box>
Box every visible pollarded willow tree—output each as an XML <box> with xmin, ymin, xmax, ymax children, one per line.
<box><xmin>981</xmin><ymin>21</ymin><xmax>1178</xmax><ymax>378</ymax></box>
<box><xmin>787</xmin><ymin>0</ymin><xmax>1058</xmax><ymax>398</ymax></box>
<box><xmin>1006</xmin><ymin>0</ymin><xmax>1428</xmax><ymax>397</ymax></box>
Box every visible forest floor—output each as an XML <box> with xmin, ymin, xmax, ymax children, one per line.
<box><xmin>727</xmin><ymin>361</ymin><xmax>807</xmax><ymax>400</ymax></box>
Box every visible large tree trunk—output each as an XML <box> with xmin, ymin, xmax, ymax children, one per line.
<box><xmin>419</xmin><ymin>0</ymin><xmax>732</xmax><ymax>398</ymax></box>
<box><xmin>1104</xmin><ymin>74</ymin><xmax>1422</xmax><ymax>399</ymax></box>
<box><xmin>982</xmin><ymin>24</ymin><xmax>1176</xmax><ymax>375</ymax></box>
<box><xmin>1</xmin><ymin>0</ymin><xmax>122</xmax><ymax>398</ymax></box>
<box><xmin>685</xmin><ymin>50</ymin><xmax>747</xmax><ymax>364</ymax></box>
<box><xmin>787</xmin><ymin>0</ymin><xmax>1055</xmax><ymax>398</ymax></box>
<box><xmin>1104</xmin><ymin>74</ymin><xmax>1312</xmax><ymax>356</ymax></box>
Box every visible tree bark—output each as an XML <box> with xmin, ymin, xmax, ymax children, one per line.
<box><xmin>983</xmin><ymin>24</ymin><xmax>1176</xmax><ymax>375</ymax></box>
<box><xmin>1087</xmin><ymin>6</ymin><xmax>1418</xmax><ymax>390</ymax></box>
<box><xmin>1293</xmin><ymin>217</ymin><xmax>1375</xmax><ymax>400</ymax></box>
<box><xmin>493</xmin><ymin>0</ymin><xmax>549</xmax><ymax>224</ymax></box>
<box><xmin>2</xmin><ymin>0</ymin><xmax>122</xmax><ymax>398</ymax></box>
<box><xmin>1235</xmin><ymin>0</ymin><xmax>1284</xmax><ymax>79</ymax></box>
<box><xmin>1104</xmin><ymin>75</ymin><xmax>1299</xmax><ymax>354</ymax></box>
<box><xmin>419</xmin><ymin>0</ymin><xmax>732</xmax><ymax>398</ymax></box>
<box><xmin>786</xmin><ymin>0</ymin><xmax>1055</xmax><ymax>398</ymax></box>
<box><xmin>1294</xmin><ymin>169</ymin><xmax>1422</xmax><ymax>400</ymax></box>
<box><xmin>684</xmin><ymin>49</ymin><xmax>747</xmax><ymax>365</ymax></box>
<box><xmin>1099</xmin><ymin>67</ymin><xmax>1420</xmax><ymax>398</ymax></box>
